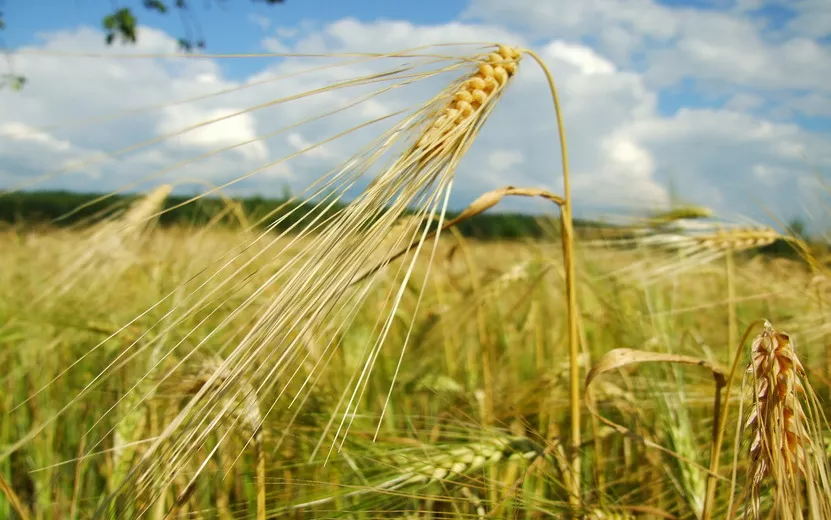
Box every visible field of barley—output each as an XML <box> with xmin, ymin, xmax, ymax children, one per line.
<box><xmin>2</xmin><ymin>43</ymin><xmax>831</xmax><ymax>520</ymax></box>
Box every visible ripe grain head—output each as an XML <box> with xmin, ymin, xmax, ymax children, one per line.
<box><xmin>742</xmin><ymin>321</ymin><xmax>831</xmax><ymax>519</ymax></box>
<box><xmin>77</xmin><ymin>44</ymin><xmax>527</xmax><ymax>519</ymax></box>
<box><xmin>41</xmin><ymin>184</ymin><xmax>173</xmax><ymax>302</ymax></box>
<box><xmin>608</xmin><ymin>224</ymin><xmax>783</xmax><ymax>286</ymax></box>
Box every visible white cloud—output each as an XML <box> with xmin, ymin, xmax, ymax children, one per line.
<box><xmin>542</xmin><ymin>41</ymin><xmax>617</xmax><ymax>76</ymax></box>
<box><xmin>621</xmin><ymin>107</ymin><xmax>829</xmax><ymax>219</ymax></box>
<box><xmin>157</xmin><ymin>105</ymin><xmax>267</xmax><ymax>162</ymax></box>
<box><xmin>753</xmin><ymin>163</ymin><xmax>789</xmax><ymax>185</ymax></box>
<box><xmin>488</xmin><ymin>150</ymin><xmax>524</xmax><ymax>171</ymax></box>
<box><xmin>788</xmin><ymin>92</ymin><xmax>831</xmax><ymax>117</ymax></box>
<box><xmin>462</xmin><ymin>0</ymin><xmax>679</xmax><ymax>61</ymax></box>
<box><xmin>249</xmin><ymin>13</ymin><xmax>272</xmax><ymax>31</ymax></box>
<box><xmin>0</xmin><ymin>122</ymin><xmax>108</xmax><ymax>184</ymax></box>
<box><xmin>313</xmin><ymin>18</ymin><xmax>523</xmax><ymax>54</ymax></box>
<box><xmin>781</xmin><ymin>0</ymin><xmax>831</xmax><ymax>39</ymax></box>
<box><xmin>262</xmin><ymin>37</ymin><xmax>290</xmax><ymax>53</ymax></box>
<box><xmin>464</xmin><ymin>0</ymin><xmax>831</xmax><ymax>94</ymax></box>
<box><xmin>2</xmin><ymin>122</ymin><xmax>72</xmax><ymax>152</ymax></box>
<box><xmin>275</xmin><ymin>27</ymin><xmax>299</xmax><ymax>39</ymax></box>
<box><xmin>725</xmin><ymin>93</ymin><xmax>765</xmax><ymax>112</ymax></box>
<box><xmin>647</xmin><ymin>31</ymin><xmax>831</xmax><ymax>93</ymax></box>
<box><xmin>286</xmin><ymin>132</ymin><xmax>332</xmax><ymax>159</ymax></box>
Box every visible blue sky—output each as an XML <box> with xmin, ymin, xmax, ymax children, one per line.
<box><xmin>3</xmin><ymin>0</ymin><xmax>469</xmax><ymax>50</ymax></box>
<box><xmin>1</xmin><ymin>0</ymin><xmax>830</xmax><ymax>227</ymax></box>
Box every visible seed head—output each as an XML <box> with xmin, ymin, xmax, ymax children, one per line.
<box><xmin>745</xmin><ymin>322</ymin><xmax>812</xmax><ymax>516</ymax></box>
<box><xmin>417</xmin><ymin>45</ymin><xmax>522</xmax><ymax>151</ymax></box>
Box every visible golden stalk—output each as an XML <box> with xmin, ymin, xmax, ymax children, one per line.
<box><xmin>522</xmin><ymin>49</ymin><xmax>581</xmax><ymax>513</ymax></box>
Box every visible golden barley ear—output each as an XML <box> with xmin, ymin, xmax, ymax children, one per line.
<box><xmin>39</xmin><ymin>184</ymin><xmax>173</xmax><ymax>302</ymax></box>
<box><xmin>740</xmin><ymin>321</ymin><xmax>831</xmax><ymax>519</ymax></box>
<box><xmin>610</xmin><ymin>224</ymin><xmax>783</xmax><ymax>286</ymax></box>
<box><xmin>416</xmin><ymin>45</ymin><xmax>522</xmax><ymax>154</ymax></box>
<box><xmin>74</xmin><ymin>45</ymin><xmax>528</xmax><ymax>520</ymax></box>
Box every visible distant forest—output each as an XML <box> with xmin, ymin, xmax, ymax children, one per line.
<box><xmin>0</xmin><ymin>190</ymin><xmax>803</xmax><ymax>257</ymax></box>
<box><xmin>0</xmin><ymin>190</ymin><xmax>571</xmax><ymax>240</ymax></box>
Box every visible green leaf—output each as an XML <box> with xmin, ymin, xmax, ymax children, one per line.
<box><xmin>102</xmin><ymin>14</ymin><xmax>118</xmax><ymax>31</ymax></box>
<box><xmin>11</xmin><ymin>76</ymin><xmax>26</xmax><ymax>92</ymax></box>
<box><xmin>102</xmin><ymin>8</ymin><xmax>138</xmax><ymax>45</ymax></box>
<box><xmin>143</xmin><ymin>0</ymin><xmax>169</xmax><ymax>13</ymax></box>
<box><xmin>177</xmin><ymin>38</ymin><xmax>193</xmax><ymax>52</ymax></box>
<box><xmin>0</xmin><ymin>74</ymin><xmax>27</xmax><ymax>92</ymax></box>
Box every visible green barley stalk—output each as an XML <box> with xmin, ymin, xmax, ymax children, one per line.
<box><xmin>274</xmin><ymin>434</ymin><xmax>542</xmax><ymax>516</ymax></box>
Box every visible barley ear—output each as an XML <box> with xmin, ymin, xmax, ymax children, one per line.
<box><xmin>743</xmin><ymin>322</ymin><xmax>831</xmax><ymax>519</ymax></box>
<box><xmin>416</xmin><ymin>46</ymin><xmax>522</xmax><ymax>154</ymax></box>
<box><xmin>645</xmin><ymin>205</ymin><xmax>714</xmax><ymax>228</ymax></box>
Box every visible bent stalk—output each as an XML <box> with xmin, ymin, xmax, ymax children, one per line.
<box><xmin>522</xmin><ymin>49</ymin><xmax>581</xmax><ymax>513</ymax></box>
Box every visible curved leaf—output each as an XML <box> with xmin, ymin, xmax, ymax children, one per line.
<box><xmin>585</xmin><ymin>348</ymin><xmax>728</xmax><ymax>479</ymax></box>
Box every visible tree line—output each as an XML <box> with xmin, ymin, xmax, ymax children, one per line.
<box><xmin>0</xmin><ymin>190</ymin><xmax>563</xmax><ymax>240</ymax></box>
<box><xmin>0</xmin><ymin>190</ymin><xmax>808</xmax><ymax>258</ymax></box>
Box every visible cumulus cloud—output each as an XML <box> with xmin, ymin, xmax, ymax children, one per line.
<box><xmin>157</xmin><ymin>105</ymin><xmax>268</xmax><ymax>162</ymax></box>
<box><xmin>488</xmin><ymin>150</ymin><xmax>524</xmax><ymax>172</ymax></box>
<box><xmin>248</xmin><ymin>13</ymin><xmax>272</xmax><ymax>32</ymax></box>
<box><xmin>1</xmin><ymin>3</ymin><xmax>828</xmax><ymax>227</ymax></box>
<box><xmin>464</xmin><ymin>0</ymin><xmax>831</xmax><ymax>100</ymax></box>
<box><xmin>780</xmin><ymin>0</ymin><xmax>831</xmax><ymax>39</ymax></box>
<box><xmin>460</xmin><ymin>0</ymin><xmax>830</xmax><ymax>221</ymax></box>
<box><xmin>0</xmin><ymin>122</ymin><xmax>107</xmax><ymax>185</ymax></box>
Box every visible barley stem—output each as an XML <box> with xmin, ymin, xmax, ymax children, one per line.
<box><xmin>256</xmin><ymin>430</ymin><xmax>265</xmax><ymax>520</ymax></box>
<box><xmin>522</xmin><ymin>48</ymin><xmax>581</xmax><ymax>513</ymax></box>
<box><xmin>0</xmin><ymin>474</ymin><xmax>30</xmax><ymax>520</ymax></box>
<box><xmin>701</xmin><ymin>319</ymin><xmax>768</xmax><ymax>520</ymax></box>
<box><xmin>726</xmin><ymin>248</ymin><xmax>737</xmax><ymax>364</ymax></box>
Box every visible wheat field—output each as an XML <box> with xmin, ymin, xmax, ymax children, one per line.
<box><xmin>2</xmin><ymin>216</ymin><xmax>830</xmax><ymax>519</ymax></box>
<box><xmin>1</xmin><ymin>43</ymin><xmax>830</xmax><ymax>520</ymax></box>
